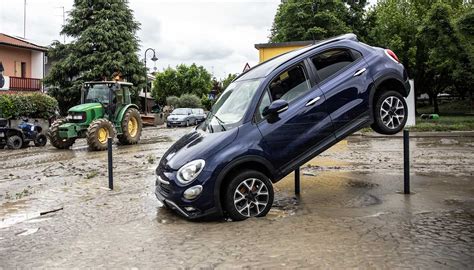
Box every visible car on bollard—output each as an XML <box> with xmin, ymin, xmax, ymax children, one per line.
<box><xmin>155</xmin><ymin>34</ymin><xmax>410</xmax><ymax>221</ymax></box>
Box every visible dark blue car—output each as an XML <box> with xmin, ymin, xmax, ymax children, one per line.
<box><xmin>155</xmin><ymin>34</ymin><xmax>410</xmax><ymax>221</ymax></box>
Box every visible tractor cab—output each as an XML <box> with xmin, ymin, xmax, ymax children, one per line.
<box><xmin>81</xmin><ymin>81</ymin><xmax>133</xmax><ymax>119</ymax></box>
<box><xmin>48</xmin><ymin>81</ymin><xmax>143</xmax><ymax>151</ymax></box>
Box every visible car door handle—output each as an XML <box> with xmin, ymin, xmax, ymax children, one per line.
<box><xmin>305</xmin><ymin>96</ymin><xmax>321</xmax><ymax>107</ymax></box>
<box><xmin>353</xmin><ymin>68</ymin><xmax>366</xmax><ymax>77</ymax></box>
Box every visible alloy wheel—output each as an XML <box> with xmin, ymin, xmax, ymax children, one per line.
<box><xmin>380</xmin><ymin>96</ymin><xmax>405</xmax><ymax>129</ymax></box>
<box><xmin>233</xmin><ymin>178</ymin><xmax>269</xmax><ymax>217</ymax></box>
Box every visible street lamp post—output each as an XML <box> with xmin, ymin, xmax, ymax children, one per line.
<box><xmin>144</xmin><ymin>48</ymin><xmax>158</xmax><ymax>115</ymax></box>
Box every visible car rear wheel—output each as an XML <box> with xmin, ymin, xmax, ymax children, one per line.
<box><xmin>34</xmin><ymin>134</ymin><xmax>47</xmax><ymax>147</ymax></box>
<box><xmin>223</xmin><ymin>170</ymin><xmax>274</xmax><ymax>221</ymax></box>
<box><xmin>371</xmin><ymin>90</ymin><xmax>408</xmax><ymax>135</ymax></box>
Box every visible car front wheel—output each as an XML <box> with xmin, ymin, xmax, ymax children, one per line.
<box><xmin>371</xmin><ymin>90</ymin><xmax>408</xmax><ymax>135</ymax></box>
<box><xmin>223</xmin><ymin>170</ymin><xmax>274</xmax><ymax>221</ymax></box>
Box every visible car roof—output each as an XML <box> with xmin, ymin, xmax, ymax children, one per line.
<box><xmin>236</xmin><ymin>33</ymin><xmax>358</xmax><ymax>81</ymax></box>
<box><xmin>85</xmin><ymin>81</ymin><xmax>133</xmax><ymax>86</ymax></box>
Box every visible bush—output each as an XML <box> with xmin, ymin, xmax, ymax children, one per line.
<box><xmin>166</xmin><ymin>96</ymin><xmax>180</xmax><ymax>107</ymax></box>
<box><xmin>0</xmin><ymin>93</ymin><xmax>58</xmax><ymax>119</ymax></box>
<box><xmin>178</xmin><ymin>94</ymin><xmax>202</xmax><ymax>108</ymax></box>
<box><xmin>201</xmin><ymin>95</ymin><xmax>213</xmax><ymax>111</ymax></box>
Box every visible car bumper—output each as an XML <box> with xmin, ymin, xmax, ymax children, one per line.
<box><xmin>167</xmin><ymin>121</ymin><xmax>187</xmax><ymax>126</ymax></box>
<box><xmin>154</xmin><ymin>169</ymin><xmax>220</xmax><ymax>219</ymax></box>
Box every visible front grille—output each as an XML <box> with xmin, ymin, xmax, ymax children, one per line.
<box><xmin>159</xmin><ymin>182</ymin><xmax>171</xmax><ymax>196</ymax></box>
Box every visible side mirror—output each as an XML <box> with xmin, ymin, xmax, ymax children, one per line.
<box><xmin>262</xmin><ymin>100</ymin><xmax>288</xmax><ymax>117</ymax></box>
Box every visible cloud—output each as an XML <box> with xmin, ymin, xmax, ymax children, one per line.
<box><xmin>0</xmin><ymin>0</ymin><xmax>281</xmax><ymax>79</ymax></box>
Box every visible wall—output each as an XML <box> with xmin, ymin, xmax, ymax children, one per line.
<box><xmin>0</xmin><ymin>45</ymin><xmax>32</xmax><ymax>78</ymax></box>
<box><xmin>31</xmin><ymin>51</ymin><xmax>44</xmax><ymax>80</ymax></box>
<box><xmin>258</xmin><ymin>45</ymin><xmax>307</xmax><ymax>63</ymax></box>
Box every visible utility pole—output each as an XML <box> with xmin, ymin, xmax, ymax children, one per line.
<box><xmin>23</xmin><ymin>0</ymin><xmax>26</xmax><ymax>38</ymax></box>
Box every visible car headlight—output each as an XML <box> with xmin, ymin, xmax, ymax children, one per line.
<box><xmin>177</xmin><ymin>159</ymin><xmax>205</xmax><ymax>184</ymax></box>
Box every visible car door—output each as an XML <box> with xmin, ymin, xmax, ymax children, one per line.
<box><xmin>309</xmin><ymin>48</ymin><xmax>370</xmax><ymax>135</ymax></box>
<box><xmin>256</xmin><ymin>61</ymin><xmax>334</xmax><ymax>172</ymax></box>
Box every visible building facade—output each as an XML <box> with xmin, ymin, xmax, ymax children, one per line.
<box><xmin>0</xmin><ymin>33</ymin><xmax>47</xmax><ymax>92</ymax></box>
<box><xmin>254</xmin><ymin>40</ymin><xmax>315</xmax><ymax>63</ymax></box>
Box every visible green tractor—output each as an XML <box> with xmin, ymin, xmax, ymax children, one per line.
<box><xmin>48</xmin><ymin>81</ymin><xmax>143</xmax><ymax>151</ymax></box>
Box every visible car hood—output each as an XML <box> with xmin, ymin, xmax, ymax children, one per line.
<box><xmin>161</xmin><ymin>128</ymin><xmax>239</xmax><ymax>171</ymax></box>
<box><xmin>68</xmin><ymin>103</ymin><xmax>102</xmax><ymax>113</ymax></box>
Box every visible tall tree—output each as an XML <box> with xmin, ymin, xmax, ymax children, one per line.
<box><xmin>270</xmin><ymin>0</ymin><xmax>354</xmax><ymax>42</ymax></box>
<box><xmin>415</xmin><ymin>3</ymin><xmax>467</xmax><ymax>113</ymax></box>
<box><xmin>152</xmin><ymin>64</ymin><xmax>212</xmax><ymax>104</ymax></box>
<box><xmin>45</xmin><ymin>0</ymin><xmax>146</xmax><ymax>114</ymax></box>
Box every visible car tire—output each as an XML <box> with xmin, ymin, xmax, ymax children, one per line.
<box><xmin>7</xmin><ymin>135</ymin><xmax>23</xmax><ymax>150</ymax></box>
<box><xmin>34</xmin><ymin>134</ymin><xmax>48</xmax><ymax>147</ymax></box>
<box><xmin>223</xmin><ymin>170</ymin><xmax>274</xmax><ymax>221</ymax></box>
<box><xmin>186</xmin><ymin>120</ymin><xmax>189</xmax><ymax>127</ymax></box>
<box><xmin>371</xmin><ymin>90</ymin><xmax>408</xmax><ymax>135</ymax></box>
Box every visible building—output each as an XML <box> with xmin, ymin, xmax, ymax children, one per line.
<box><xmin>254</xmin><ymin>40</ymin><xmax>315</xmax><ymax>63</ymax></box>
<box><xmin>0</xmin><ymin>33</ymin><xmax>47</xmax><ymax>92</ymax></box>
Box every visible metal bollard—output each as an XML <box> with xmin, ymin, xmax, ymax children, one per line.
<box><xmin>403</xmin><ymin>130</ymin><xmax>410</xmax><ymax>194</ymax></box>
<box><xmin>108</xmin><ymin>137</ymin><xmax>113</xmax><ymax>190</ymax></box>
<box><xmin>295</xmin><ymin>167</ymin><xmax>300</xmax><ymax>195</ymax></box>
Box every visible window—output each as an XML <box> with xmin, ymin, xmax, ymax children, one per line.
<box><xmin>312</xmin><ymin>48</ymin><xmax>359</xmax><ymax>82</ymax></box>
<box><xmin>256</xmin><ymin>90</ymin><xmax>271</xmax><ymax>122</ymax></box>
<box><xmin>269</xmin><ymin>64</ymin><xmax>311</xmax><ymax>103</ymax></box>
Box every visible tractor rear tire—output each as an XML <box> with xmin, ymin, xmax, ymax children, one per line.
<box><xmin>48</xmin><ymin>118</ymin><xmax>76</xmax><ymax>149</ymax></box>
<box><xmin>87</xmin><ymin>119</ymin><xmax>116</xmax><ymax>151</ymax></box>
<box><xmin>7</xmin><ymin>135</ymin><xmax>23</xmax><ymax>150</ymax></box>
<box><xmin>117</xmin><ymin>108</ymin><xmax>142</xmax><ymax>145</ymax></box>
<box><xmin>34</xmin><ymin>134</ymin><xmax>48</xmax><ymax>147</ymax></box>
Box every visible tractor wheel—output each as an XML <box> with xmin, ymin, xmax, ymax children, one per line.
<box><xmin>7</xmin><ymin>135</ymin><xmax>23</xmax><ymax>150</ymax></box>
<box><xmin>48</xmin><ymin>118</ymin><xmax>76</xmax><ymax>149</ymax></box>
<box><xmin>34</xmin><ymin>134</ymin><xmax>48</xmax><ymax>147</ymax></box>
<box><xmin>117</xmin><ymin>108</ymin><xmax>142</xmax><ymax>145</ymax></box>
<box><xmin>87</xmin><ymin>119</ymin><xmax>116</xmax><ymax>151</ymax></box>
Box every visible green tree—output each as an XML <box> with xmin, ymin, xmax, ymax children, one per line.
<box><xmin>45</xmin><ymin>0</ymin><xmax>146</xmax><ymax>114</ymax></box>
<box><xmin>415</xmin><ymin>3</ymin><xmax>468</xmax><ymax>113</ymax></box>
<box><xmin>270</xmin><ymin>0</ymin><xmax>367</xmax><ymax>42</ymax></box>
<box><xmin>152</xmin><ymin>64</ymin><xmax>212</xmax><ymax>104</ymax></box>
<box><xmin>178</xmin><ymin>94</ymin><xmax>202</xmax><ymax>108</ymax></box>
<box><xmin>221</xmin><ymin>73</ymin><xmax>237</xmax><ymax>90</ymax></box>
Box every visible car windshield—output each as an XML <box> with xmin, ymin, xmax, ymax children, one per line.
<box><xmin>85</xmin><ymin>84</ymin><xmax>110</xmax><ymax>104</ymax></box>
<box><xmin>200</xmin><ymin>79</ymin><xmax>262</xmax><ymax>133</ymax></box>
<box><xmin>171</xmin><ymin>108</ymin><xmax>189</xmax><ymax>115</ymax></box>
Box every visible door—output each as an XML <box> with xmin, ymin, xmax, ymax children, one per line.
<box><xmin>14</xmin><ymin>61</ymin><xmax>22</xmax><ymax>77</ymax></box>
<box><xmin>310</xmin><ymin>48</ymin><xmax>371</xmax><ymax>133</ymax></box>
<box><xmin>256</xmin><ymin>62</ymin><xmax>334</xmax><ymax>172</ymax></box>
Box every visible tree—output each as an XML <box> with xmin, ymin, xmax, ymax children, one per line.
<box><xmin>152</xmin><ymin>64</ymin><xmax>212</xmax><ymax>104</ymax></box>
<box><xmin>45</xmin><ymin>0</ymin><xmax>146</xmax><ymax>114</ymax></box>
<box><xmin>178</xmin><ymin>94</ymin><xmax>202</xmax><ymax>108</ymax></box>
<box><xmin>269</xmin><ymin>0</ymin><xmax>369</xmax><ymax>43</ymax></box>
<box><xmin>221</xmin><ymin>73</ymin><xmax>237</xmax><ymax>90</ymax></box>
<box><xmin>415</xmin><ymin>3</ymin><xmax>467</xmax><ymax>113</ymax></box>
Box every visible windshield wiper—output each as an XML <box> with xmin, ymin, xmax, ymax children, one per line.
<box><xmin>210</xmin><ymin>112</ymin><xmax>226</xmax><ymax>131</ymax></box>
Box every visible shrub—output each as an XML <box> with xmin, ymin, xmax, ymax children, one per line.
<box><xmin>166</xmin><ymin>96</ymin><xmax>180</xmax><ymax>107</ymax></box>
<box><xmin>0</xmin><ymin>93</ymin><xmax>58</xmax><ymax>119</ymax></box>
<box><xmin>178</xmin><ymin>94</ymin><xmax>202</xmax><ymax>108</ymax></box>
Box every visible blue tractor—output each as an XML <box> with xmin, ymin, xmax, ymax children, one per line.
<box><xmin>0</xmin><ymin>118</ymin><xmax>48</xmax><ymax>150</ymax></box>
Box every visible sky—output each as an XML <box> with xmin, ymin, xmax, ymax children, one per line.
<box><xmin>0</xmin><ymin>0</ymin><xmax>282</xmax><ymax>80</ymax></box>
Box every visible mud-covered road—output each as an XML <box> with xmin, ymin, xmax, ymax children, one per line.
<box><xmin>0</xmin><ymin>127</ymin><xmax>473</xmax><ymax>268</ymax></box>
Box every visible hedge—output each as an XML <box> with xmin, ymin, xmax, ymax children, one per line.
<box><xmin>0</xmin><ymin>93</ymin><xmax>58</xmax><ymax>119</ymax></box>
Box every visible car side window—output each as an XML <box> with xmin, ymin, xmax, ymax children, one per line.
<box><xmin>255</xmin><ymin>90</ymin><xmax>271</xmax><ymax>122</ymax></box>
<box><xmin>269</xmin><ymin>64</ymin><xmax>311</xmax><ymax>103</ymax></box>
<box><xmin>312</xmin><ymin>48</ymin><xmax>358</xmax><ymax>82</ymax></box>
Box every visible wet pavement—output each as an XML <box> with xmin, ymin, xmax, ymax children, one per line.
<box><xmin>0</xmin><ymin>127</ymin><xmax>473</xmax><ymax>268</ymax></box>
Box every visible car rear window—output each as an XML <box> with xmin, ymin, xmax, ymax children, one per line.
<box><xmin>312</xmin><ymin>48</ymin><xmax>359</xmax><ymax>82</ymax></box>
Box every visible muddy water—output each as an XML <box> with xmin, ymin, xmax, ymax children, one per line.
<box><xmin>0</xmin><ymin>127</ymin><xmax>473</xmax><ymax>268</ymax></box>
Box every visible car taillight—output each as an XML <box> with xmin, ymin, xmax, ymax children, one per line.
<box><xmin>385</xmin><ymin>49</ymin><xmax>400</xmax><ymax>63</ymax></box>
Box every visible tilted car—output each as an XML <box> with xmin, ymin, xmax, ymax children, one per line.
<box><xmin>166</xmin><ymin>108</ymin><xmax>197</xmax><ymax>127</ymax></box>
<box><xmin>155</xmin><ymin>34</ymin><xmax>410</xmax><ymax>221</ymax></box>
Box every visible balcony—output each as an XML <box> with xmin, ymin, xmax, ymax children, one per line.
<box><xmin>9</xmin><ymin>77</ymin><xmax>42</xmax><ymax>91</ymax></box>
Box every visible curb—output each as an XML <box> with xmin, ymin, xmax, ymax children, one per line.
<box><xmin>352</xmin><ymin>131</ymin><xmax>474</xmax><ymax>138</ymax></box>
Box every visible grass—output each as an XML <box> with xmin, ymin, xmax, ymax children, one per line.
<box><xmin>417</xmin><ymin>99</ymin><xmax>473</xmax><ymax>115</ymax></box>
<box><xmin>408</xmin><ymin>116</ymin><xmax>474</xmax><ymax>132</ymax></box>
